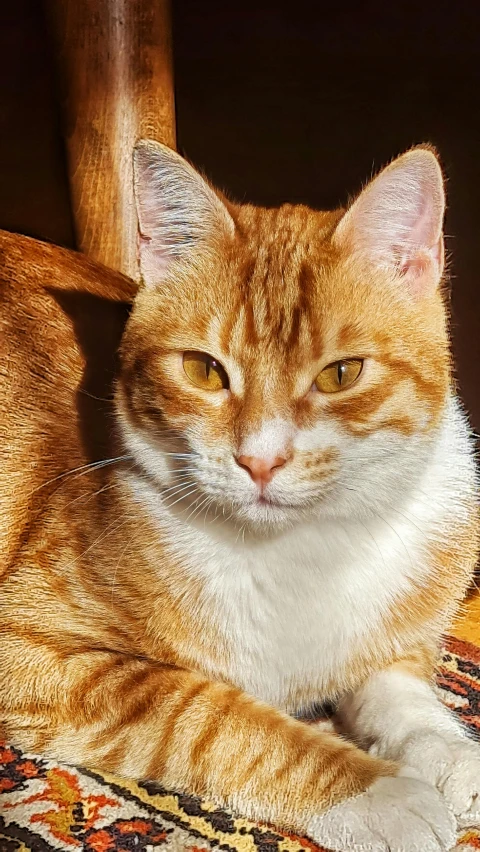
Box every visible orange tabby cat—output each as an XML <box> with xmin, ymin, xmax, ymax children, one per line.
<box><xmin>1</xmin><ymin>143</ymin><xmax>479</xmax><ymax>852</ymax></box>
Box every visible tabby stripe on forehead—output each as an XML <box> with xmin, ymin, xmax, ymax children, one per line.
<box><xmin>298</xmin><ymin>262</ymin><xmax>323</xmax><ymax>360</ymax></box>
<box><xmin>243</xmin><ymin>300</ymin><xmax>259</xmax><ymax>347</ymax></box>
<box><xmin>219</xmin><ymin>305</ymin><xmax>237</xmax><ymax>355</ymax></box>
<box><xmin>287</xmin><ymin>305</ymin><xmax>302</xmax><ymax>350</ymax></box>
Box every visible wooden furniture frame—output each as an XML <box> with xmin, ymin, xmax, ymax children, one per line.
<box><xmin>45</xmin><ymin>0</ymin><xmax>176</xmax><ymax>281</ymax></box>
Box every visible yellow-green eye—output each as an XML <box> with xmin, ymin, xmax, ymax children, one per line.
<box><xmin>315</xmin><ymin>359</ymin><xmax>363</xmax><ymax>393</ymax></box>
<box><xmin>183</xmin><ymin>351</ymin><xmax>229</xmax><ymax>391</ymax></box>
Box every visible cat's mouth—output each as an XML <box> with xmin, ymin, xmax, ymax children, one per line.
<box><xmin>239</xmin><ymin>492</ymin><xmax>309</xmax><ymax>530</ymax></box>
<box><xmin>257</xmin><ymin>494</ymin><xmax>282</xmax><ymax>507</ymax></box>
<box><xmin>253</xmin><ymin>493</ymin><xmax>303</xmax><ymax>515</ymax></box>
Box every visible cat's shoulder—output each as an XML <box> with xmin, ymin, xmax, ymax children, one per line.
<box><xmin>0</xmin><ymin>231</ymin><xmax>136</xmax><ymax>569</ymax></box>
<box><xmin>0</xmin><ymin>229</ymin><xmax>135</xmax><ymax>390</ymax></box>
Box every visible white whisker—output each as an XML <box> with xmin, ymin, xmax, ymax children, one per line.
<box><xmin>31</xmin><ymin>455</ymin><xmax>131</xmax><ymax>495</ymax></box>
<box><xmin>163</xmin><ymin>485</ymin><xmax>199</xmax><ymax>510</ymax></box>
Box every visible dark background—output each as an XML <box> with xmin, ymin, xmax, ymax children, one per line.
<box><xmin>1</xmin><ymin>1</ymin><xmax>479</xmax><ymax>428</ymax></box>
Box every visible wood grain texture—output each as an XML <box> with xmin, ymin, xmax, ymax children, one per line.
<box><xmin>45</xmin><ymin>0</ymin><xmax>176</xmax><ymax>280</ymax></box>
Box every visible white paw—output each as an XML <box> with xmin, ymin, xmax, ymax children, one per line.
<box><xmin>308</xmin><ymin>774</ymin><xmax>456</xmax><ymax>852</ymax></box>
<box><xmin>400</xmin><ymin>732</ymin><xmax>480</xmax><ymax>829</ymax></box>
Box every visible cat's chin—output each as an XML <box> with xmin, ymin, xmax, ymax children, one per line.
<box><xmin>226</xmin><ymin>496</ymin><xmax>310</xmax><ymax>531</ymax></box>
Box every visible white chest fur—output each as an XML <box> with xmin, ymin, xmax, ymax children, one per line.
<box><xmin>124</xmin><ymin>398</ymin><xmax>476</xmax><ymax>712</ymax></box>
<box><xmin>163</xmin><ymin>512</ymin><xmax>427</xmax><ymax>710</ymax></box>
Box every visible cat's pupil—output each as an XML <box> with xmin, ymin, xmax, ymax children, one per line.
<box><xmin>338</xmin><ymin>362</ymin><xmax>346</xmax><ymax>384</ymax></box>
<box><xmin>205</xmin><ymin>359</ymin><xmax>211</xmax><ymax>380</ymax></box>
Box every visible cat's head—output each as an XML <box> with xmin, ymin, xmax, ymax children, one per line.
<box><xmin>116</xmin><ymin>141</ymin><xmax>450</xmax><ymax>531</ymax></box>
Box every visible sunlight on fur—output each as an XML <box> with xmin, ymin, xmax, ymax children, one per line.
<box><xmin>0</xmin><ymin>144</ymin><xmax>479</xmax><ymax>852</ymax></box>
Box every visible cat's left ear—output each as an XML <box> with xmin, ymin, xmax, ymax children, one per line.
<box><xmin>333</xmin><ymin>147</ymin><xmax>445</xmax><ymax>295</ymax></box>
<box><xmin>133</xmin><ymin>140</ymin><xmax>235</xmax><ymax>288</ymax></box>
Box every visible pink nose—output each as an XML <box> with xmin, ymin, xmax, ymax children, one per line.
<box><xmin>236</xmin><ymin>455</ymin><xmax>287</xmax><ymax>487</ymax></box>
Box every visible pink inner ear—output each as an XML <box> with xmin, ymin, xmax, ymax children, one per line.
<box><xmin>336</xmin><ymin>151</ymin><xmax>445</xmax><ymax>296</ymax></box>
<box><xmin>398</xmin><ymin>235</ymin><xmax>444</xmax><ymax>297</ymax></box>
<box><xmin>137</xmin><ymin>230</ymin><xmax>171</xmax><ymax>281</ymax></box>
<box><xmin>399</xmin><ymin>251</ymin><xmax>434</xmax><ymax>299</ymax></box>
<box><xmin>365</xmin><ymin>177</ymin><xmax>441</xmax><ymax>264</ymax></box>
<box><xmin>400</xmin><ymin>253</ymin><xmax>431</xmax><ymax>278</ymax></box>
<box><xmin>404</xmin><ymin>192</ymin><xmax>439</xmax><ymax>253</ymax></box>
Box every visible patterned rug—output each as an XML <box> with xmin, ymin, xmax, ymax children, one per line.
<box><xmin>1</xmin><ymin>637</ymin><xmax>479</xmax><ymax>852</ymax></box>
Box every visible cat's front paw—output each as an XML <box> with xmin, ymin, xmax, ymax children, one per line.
<box><xmin>400</xmin><ymin>732</ymin><xmax>480</xmax><ymax>829</ymax></box>
<box><xmin>307</xmin><ymin>773</ymin><xmax>456</xmax><ymax>852</ymax></box>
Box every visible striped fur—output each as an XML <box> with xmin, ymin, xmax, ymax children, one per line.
<box><xmin>0</xmin><ymin>143</ymin><xmax>479</xmax><ymax>848</ymax></box>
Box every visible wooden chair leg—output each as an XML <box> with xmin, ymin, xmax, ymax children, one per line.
<box><xmin>45</xmin><ymin>0</ymin><xmax>176</xmax><ymax>281</ymax></box>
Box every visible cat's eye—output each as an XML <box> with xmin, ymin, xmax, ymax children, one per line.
<box><xmin>315</xmin><ymin>359</ymin><xmax>363</xmax><ymax>393</ymax></box>
<box><xmin>183</xmin><ymin>351</ymin><xmax>229</xmax><ymax>391</ymax></box>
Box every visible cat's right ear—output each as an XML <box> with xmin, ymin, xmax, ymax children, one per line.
<box><xmin>133</xmin><ymin>140</ymin><xmax>235</xmax><ymax>288</ymax></box>
<box><xmin>333</xmin><ymin>147</ymin><xmax>445</xmax><ymax>297</ymax></box>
